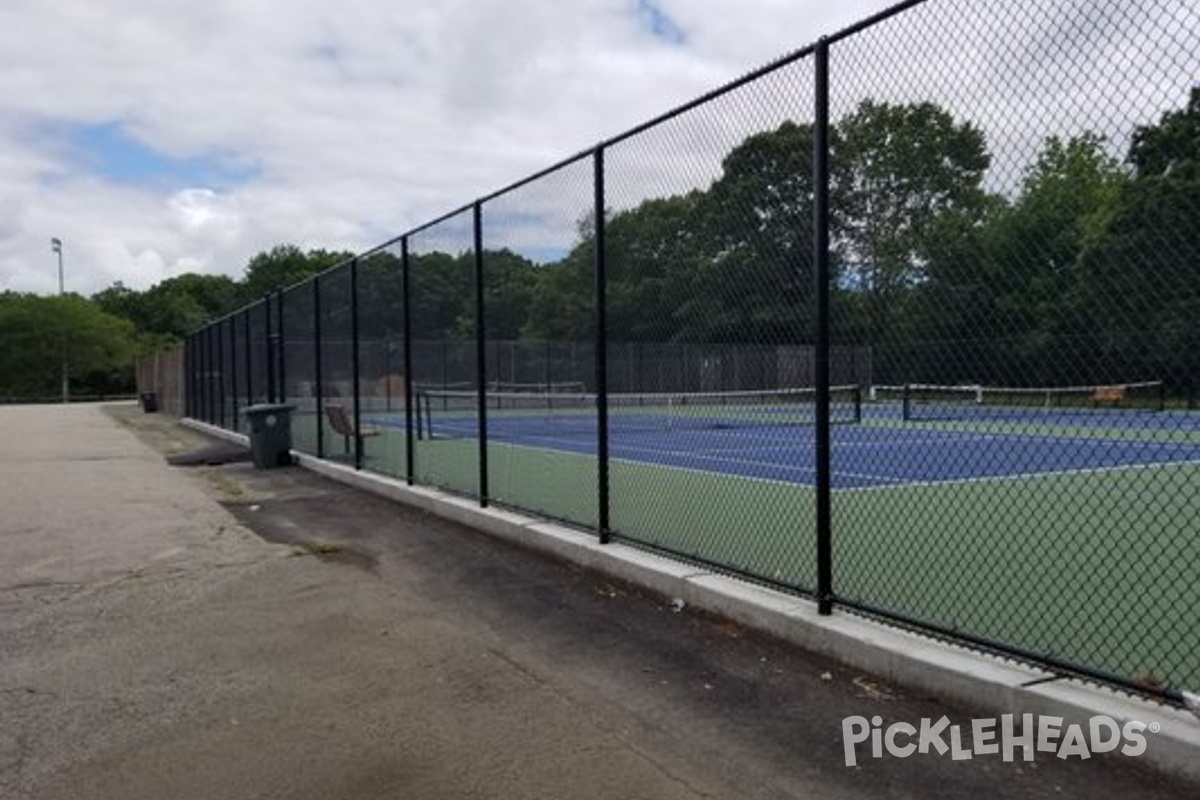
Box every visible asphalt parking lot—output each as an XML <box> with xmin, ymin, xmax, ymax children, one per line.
<box><xmin>1</xmin><ymin>402</ymin><xmax>1196</xmax><ymax>799</ymax></box>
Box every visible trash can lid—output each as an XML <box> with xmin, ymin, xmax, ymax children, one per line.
<box><xmin>243</xmin><ymin>403</ymin><xmax>296</xmax><ymax>415</ymax></box>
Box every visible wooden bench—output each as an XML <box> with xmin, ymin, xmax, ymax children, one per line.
<box><xmin>1092</xmin><ymin>385</ymin><xmax>1126</xmax><ymax>407</ymax></box>
<box><xmin>324</xmin><ymin>403</ymin><xmax>381</xmax><ymax>456</ymax></box>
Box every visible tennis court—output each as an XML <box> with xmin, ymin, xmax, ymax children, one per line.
<box><xmin>355</xmin><ymin>384</ymin><xmax>1199</xmax><ymax>691</ymax></box>
<box><xmin>408</xmin><ymin>385</ymin><xmax>1200</xmax><ymax>489</ymax></box>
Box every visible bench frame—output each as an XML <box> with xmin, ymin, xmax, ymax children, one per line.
<box><xmin>324</xmin><ymin>403</ymin><xmax>381</xmax><ymax>456</ymax></box>
<box><xmin>1092</xmin><ymin>385</ymin><xmax>1126</xmax><ymax>407</ymax></box>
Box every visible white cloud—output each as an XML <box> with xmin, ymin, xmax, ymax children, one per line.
<box><xmin>0</xmin><ymin>0</ymin><xmax>906</xmax><ymax>295</ymax></box>
<box><xmin>2</xmin><ymin>0</ymin><xmax>1193</xmax><ymax>296</ymax></box>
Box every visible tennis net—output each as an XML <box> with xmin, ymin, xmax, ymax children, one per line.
<box><xmin>872</xmin><ymin>381</ymin><xmax>1165</xmax><ymax>422</ymax></box>
<box><xmin>417</xmin><ymin>385</ymin><xmax>862</xmax><ymax>439</ymax></box>
<box><xmin>487</xmin><ymin>380</ymin><xmax>586</xmax><ymax>394</ymax></box>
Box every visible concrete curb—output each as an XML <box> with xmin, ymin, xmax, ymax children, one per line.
<box><xmin>183</xmin><ymin>418</ymin><xmax>1200</xmax><ymax>780</ymax></box>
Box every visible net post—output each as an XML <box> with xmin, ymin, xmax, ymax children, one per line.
<box><xmin>595</xmin><ymin>145</ymin><xmax>611</xmax><ymax>543</ymax></box>
<box><xmin>350</xmin><ymin>258</ymin><xmax>363</xmax><ymax>470</ymax></box>
<box><xmin>401</xmin><ymin>236</ymin><xmax>416</xmax><ymax>483</ymax></box>
<box><xmin>313</xmin><ymin>274</ymin><xmax>325</xmax><ymax>460</ymax></box>
<box><xmin>417</xmin><ymin>388</ymin><xmax>427</xmax><ymax>441</ymax></box>
<box><xmin>474</xmin><ymin>201</ymin><xmax>490</xmax><ymax>507</ymax></box>
<box><xmin>813</xmin><ymin>37</ymin><xmax>833</xmax><ymax>616</ymax></box>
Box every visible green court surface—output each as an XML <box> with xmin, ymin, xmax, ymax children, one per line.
<box><xmin>288</xmin><ymin>407</ymin><xmax>1199</xmax><ymax>693</ymax></box>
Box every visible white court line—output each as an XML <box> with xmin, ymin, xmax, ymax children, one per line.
<box><xmin>838</xmin><ymin>457</ymin><xmax>1200</xmax><ymax>494</ymax></box>
<box><xmin>430</xmin><ymin>423</ymin><xmax>1200</xmax><ymax>492</ymax></box>
<box><xmin>482</xmin><ymin>432</ymin><xmax>914</xmax><ymax>487</ymax></box>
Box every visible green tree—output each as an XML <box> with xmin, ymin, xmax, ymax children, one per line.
<box><xmin>1007</xmin><ymin>136</ymin><xmax>1124</xmax><ymax>333</ymax></box>
<box><xmin>980</xmin><ymin>135</ymin><xmax>1126</xmax><ymax>383</ymax></box>
<box><xmin>522</xmin><ymin>220</ymin><xmax>595</xmax><ymax>343</ymax></box>
<box><xmin>94</xmin><ymin>273</ymin><xmax>239</xmax><ymax>339</ymax></box>
<box><xmin>606</xmin><ymin>193</ymin><xmax>705</xmax><ymax>341</ymax></box>
<box><xmin>1074</xmin><ymin>89</ymin><xmax>1200</xmax><ymax>388</ymax></box>
<box><xmin>833</xmin><ymin>100</ymin><xmax>991</xmax><ymax>343</ymax></box>
<box><xmin>408</xmin><ymin>250</ymin><xmax>474</xmax><ymax>340</ymax></box>
<box><xmin>0</xmin><ymin>293</ymin><xmax>136</xmax><ymax>398</ymax></box>
<box><xmin>1129</xmin><ymin>86</ymin><xmax>1200</xmax><ymax>178</ymax></box>
<box><xmin>521</xmin><ymin>196</ymin><xmax>704</xmax><ymax>343</ymax></box>
<box><xmin>888</xmin><ymin>134</ymin><xmax>1130</xmax><ymax>386</ymax></box>
<box><xmin>240</xmin><ymin>245</ymin><xmax>354</xmax><ymax>302</ymax></box>
<box><xmin>684</xmin><ymin>122</ymin><xmax>816</xmax><ymax>343</ymax></box>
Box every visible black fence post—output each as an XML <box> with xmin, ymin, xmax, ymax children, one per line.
<box><xmin>474</xmin><ymin>201</ymin><xmax>490</xmax><ymax>507</ymax></box>
<box><xmin>194</xmin><ymin>331</ymin><xmax>201</xmax><ymax>421</ymax></box>
<box><xmin>228</xmin><ymin>317</ymin><xmax>239</xmax><ymax>430</ymax></box>
<box><xmin>402</xmin><ymin>236</ymin><xmax>416</xmax><ymax>485</ymax></box>
<box><xmin>199</xmin><ymin>330</ymin><xmax>206</xmax><ymax>420</ymax></box>
<box><xmin>350</xmin><ymin>259</ymin><xmax>363</xmax><ymax>470</ymax></box>
<box><xmin>206</xmin><ymin>324</ymin><xmax>216</xmax><ymax>424</ymax></box>
<box><xmin>276</xmin><ymin>290</ymin><xmax>286</xmax><ymax>409</ymax></box>
<box><xmin>216</xmin><ymin>319</ymin><xmax>226</xmax><ymax>429</ymax></box>
<box><xmin>264</xmin><ymin>298</ymin><xmax>276</xmax><ymax>404</ymax></box>
<box><xmin>183</xmin><ymin>334</ymin><xmax>192</xmax><ymax>419</ymax></box>
<box><xmin>198</xmin><ymin>326</ymin><xmax>207</xmax><ymax>423</ymax></box>
<box><xmin>594</xmin><ymin>146</ymin><xmax>611</xmax><ymax>543</ymax></box>
<box><xmin>243</xmin><ymin>310</ymin><xmax>253</xmax><ymax>411</ymax></box>
<box><xmin>813</xmin><ymin>37</ymin><xmax>834</xmax><ymax>616</ymax></box>
<box><xmin>193</xmin><ymin>330</ymin><xmax>201</xmax><ymax>421</ymax></box>
<box><xmin>313</xmin><ymin>275</ymin><xmax>325</xmax><ymax>459</ymax></box>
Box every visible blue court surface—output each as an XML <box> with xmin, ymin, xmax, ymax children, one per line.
<box><xmin>392</xmin><ymin>405</ymin><xmax>1200</xmax><ymax>490</ymax></box>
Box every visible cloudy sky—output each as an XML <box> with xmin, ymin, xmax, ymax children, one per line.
<box><xmin>0</xmin><ymin>0</ymin><xmax>906</xmax><ymax>296</ymax></box>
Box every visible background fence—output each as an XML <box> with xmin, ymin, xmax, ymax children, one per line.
<box><xmin>162</xmin><ymin>0</ymin><xmax>1199</xmax><ymax>704</ymax></box>
<box><xmin>135</xmin><ymin>346</ymin><xmax>184</xmax><ymax>417</ymax></box>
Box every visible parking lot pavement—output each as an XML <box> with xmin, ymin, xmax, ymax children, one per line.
<box><xmin>0</xmin><ymin>401</ymin><xmax>1196</xmax><ymax>799</ymax></box>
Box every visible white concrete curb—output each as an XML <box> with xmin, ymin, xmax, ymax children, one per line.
<box><xmin>183</xmin><ymin>418</ymin><xmax>1200</xmax><ymax>780</ymax></box>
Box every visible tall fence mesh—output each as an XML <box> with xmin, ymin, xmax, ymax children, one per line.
<box><xmin>410</xmin><ymin>210</ymin><xmax>479</xmax><ymax>496</ymax></box>
<box><xmin>165</xmin><ymin>0</ymin><xmax>1199</xmax><ymax>702</ymax></box>
<box><xmin>479</xmin><ymin>155</ymin><xmax>599</xmax><ymax>525</ymax></box>
<box><xmin>826</xmin><ymin>0</ymin><xmax>1199</xmax><ymax>693</ymax></box>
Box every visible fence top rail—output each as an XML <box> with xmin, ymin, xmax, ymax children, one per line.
<box><xmin>821</xmin><ymin>0</ymin><xmax>931</xmax><ymax>46</ymax></box>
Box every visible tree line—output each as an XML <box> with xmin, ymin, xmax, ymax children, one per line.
<box><xmin>3</xmin><ymin>88</ymin><xmax>1195</xmax><ymax>399</ymax></box>
<box><xmin>357</xmin><ymin>90</ymin><xmax>1198</xmax><ymax>391</ymax></box>
<box><xmin>0</xmin><ymin>246</ymin><xmax>352</xmax><ymax>399</ymax></box>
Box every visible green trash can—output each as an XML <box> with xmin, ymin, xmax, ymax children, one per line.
<box><xmin>243</xmin><ymin>403</ymin><xmax>295</xmax><ymax>469</ymax></box>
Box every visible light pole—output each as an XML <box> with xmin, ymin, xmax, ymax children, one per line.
<box><xmin>51</xmin><ymin>237</ymin><xmax>68</xmax><ymax>404</ymax></box>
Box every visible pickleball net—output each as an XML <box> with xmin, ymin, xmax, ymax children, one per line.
<box><xmin>872</xmin><ymin>380</ymin><xmax>1166</xmax><ymax>422</ymax></box>
<box><xmin>417</xmin><ymin>385</ymin><xmax>863</xmax><ymax>439</ymax></box>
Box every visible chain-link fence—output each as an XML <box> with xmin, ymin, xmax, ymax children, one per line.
<box><xmin>134</xmin><ymin>346</ymin><xmax>184</xmax><ymax>416</ymax></box>
<box><xmin>171</xmin><ymin>0</ymin><xmax>1199</xmax><ymax>704</ymax></box>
